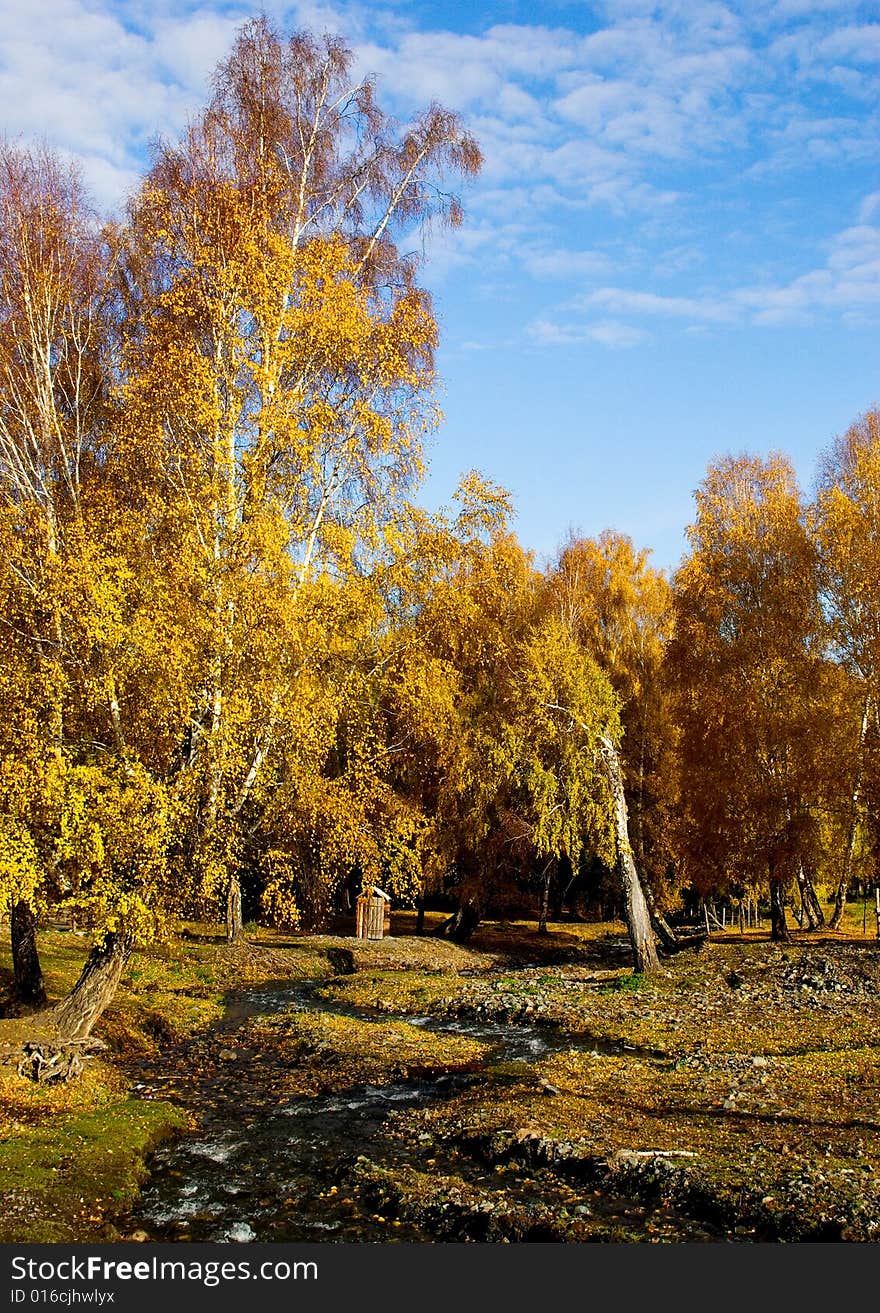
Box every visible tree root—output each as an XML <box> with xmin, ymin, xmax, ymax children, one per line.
<box><xmin>0</xmin><ymin>1037</ymin><xmax>107</xmax><ymax>1084</ymax></box>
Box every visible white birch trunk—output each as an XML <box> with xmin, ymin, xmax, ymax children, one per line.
<box><xmin>599</xmin><ymin>735</ymin><xmax>660</xmax><ymax>974</ymax></box>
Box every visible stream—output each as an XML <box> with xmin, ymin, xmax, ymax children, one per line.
<box><xmin>126</xmin><ymin>979</ymin><xmax>720</xmax><ymax>1243</ymax></box>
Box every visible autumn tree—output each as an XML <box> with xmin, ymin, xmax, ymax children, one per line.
<box><xmin>0</xmin><ymin>16</ymin><xmax>484</xmax><ymax>1035</ymax></box>
<box><xmin>669</xmin><ymin>453</ymin><xmax>827</xmax><ymax>942</ymax></box>
<box><xmin>363</xmin><ymin>493</ymin><xmax>528</xmax><ymax>935</ymax></box>
<box><xmin>368</xmin><ymin>498</ymin><xmax>661</xmax><ymax>970</ymax></box>
<box><xmin>118</xmin><ymin>17</ymin><xmax>482</xmax><ymax>942</ymax></box>
<box><xmin>547</xmin><ymin>531</ymin><xmax>679</xmax><ymax>942</ymax></box>
<box><xmin>0</xmin><ymin>142</ymin><xmax>125</xmax><ymax>1015</ymax></box>
<box><xmin>811</xmin><ymin>408</ymin><xmax>880</xmax><ymax>927</ymax></box>
<box><xmin>225</xmin><ymin>471</ymin><xmax>519</xmax><ymax>934</ymax></box>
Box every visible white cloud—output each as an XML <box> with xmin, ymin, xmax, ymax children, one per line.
<box><xmin>151</xmin><ymin>11</ymin><xmax>247</xmax><ymax>86</ymax></box>
<box><xmin>0</xmin><ymin>0</ymin><xmax>254</xmax><ymax>210</ymax></box>
<box><xmin>528</xmin><ymin>316</ymin><xmax>648</xmax><ymax>348</ymax></box>
<box><xmin>0</xmin><ymin>0</ymin><xmax>373</xmax><ymax>213</ymax></box>
<box><xmin>521</xmin><ymin>247</ymin><xmax>611</xmax><ymax>279</ymax></box>
<box><xmin>588</xmin><ymin>318</ymin><xmax>650</xmax><ymax>347</ymax></box>
<box><xmin>735</xmin><ymin>221</ymin><xmax>880</xmax><ymax>322</ymax></box>
<box><xmin>765</xmin><ymin>0</ymin><xmax>860</xmax><ymax>16</ymax></box>
<box><xmin>583</xmin><ymin>286</ymin><xmax>737</xmax><ymax>321</ymax></box>
<box><xmin>817</xmin><ymin>23</ymin><xmax>880</xmax><ymax>62</ymax></box>
<box><xmin>526</xmin><ymin>196</ymin><xmax>880</xmax><ymax>338</ymax></box>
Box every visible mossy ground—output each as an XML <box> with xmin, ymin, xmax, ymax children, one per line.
<box><xmin>0</xmin><ymin>1096</ymin><xmax>188</xmax><ymax>1241</ymax></box>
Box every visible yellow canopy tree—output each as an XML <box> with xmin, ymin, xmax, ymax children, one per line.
<box><xmin>118</xmin><ymin>17</ymin><xmax>482</xmax><ymax>941</ymax></box>
<box><xmin>811</xmin><ymin>408</ymin><xmax>880</xmax><ymax>927</ymax></box>
<box><xmin>670</xmin><ymin>453</ymin><xmax>827</xmax><ymax>942</ymax></box>
<box><xmin>547</xmin><ymin>531</ymin><xmax>678</xmax><ymax>942</ymax></box>
<box><xmin>0</xmin><ymin>16</ymin><xmax>483</xmax><ymax>1035</ymax></box>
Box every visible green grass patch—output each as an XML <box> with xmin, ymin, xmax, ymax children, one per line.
<box><xmin>600</xmin><ymin>972</ymin><xmax>644</xmax><ymax>994</ymax></box>
<box><xmin>317</xmin><ymin>969</ymin><xmax>466</xmax><ymax>1014</ymax></box>
<box><xmin>0</xmin><ymin>1098</ymin><xmax>187</xmax><ymax>1241</ymax></box>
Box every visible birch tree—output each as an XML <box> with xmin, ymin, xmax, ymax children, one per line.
<box><xmin>811</xmin><ymin>408</ymin><xmax>880</xmax><ymax>927</ymax></box>
<box><xmin>119</xmin><ymin>17</ymin><xmax>481</xmax><ymax>939</ymax></box>
<box><xmin>0</xmin><ymin>143</ymin><xmax>119</xmax><ymax>1010</ymax></box>
<box><xmin>548</xmin><ymin>531</ymin><xmax>679</xmax><ymax>940</ymax></box>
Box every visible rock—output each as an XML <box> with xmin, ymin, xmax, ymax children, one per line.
<box><xmin>127</xmin><ymin>1230</ymin><xmax>150</xmax><ymax>1242</ymax></box>
<box><xmin>751</xmin><ymin>1056</ymin><xmax>768</xmax><ymax>1067</ymax></box>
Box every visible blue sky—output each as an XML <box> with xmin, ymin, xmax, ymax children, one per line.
<box><xmin>2</xmin><ymin>0</ymin><xmax>878</xmax><ymax>572</ymax></box>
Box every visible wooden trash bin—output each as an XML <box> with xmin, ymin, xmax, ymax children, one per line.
<box><xmin>355</xmin><ymin>886</ymin><xmax>391</xmax><ymax>940</ymax></box>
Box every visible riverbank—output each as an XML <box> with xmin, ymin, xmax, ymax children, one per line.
<box><xmin>2</xmin><ymin>916</ymin><xmax>879</xmax><ymax>1241</ymax></box>
<box><xmin>0</xmin><ymin>930</ymin><xmax>341</xmax><ymax>1240</ymax></box>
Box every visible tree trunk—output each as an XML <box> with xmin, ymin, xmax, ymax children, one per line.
<box><xmin>831</xmin><ymin>887</ymin><xmax>849</xmax><ymax>930</ymax></box>
<box><xmin>415</xmin><ymin>897</ymin><xmax>425</xmax><ymax>936</ymax></box>
<box><xmin>769</xmin><ymin>882</ymin><xmax>792</xmax><ymax>943</ymax></box>
<box><xmin>11</xmin><ymin>901</ymin><xmax>47</xmax><ymax>1008</ymax></box>
<box><xmin>226</xmin><ymin>873</ymin><xmax>243</xmax><ymax>942</ymax></box>
<box><xmin>831</xmin><ymin>693</ymin><xmax>872</xmax><ymax>929</ymax></box>
<box><xmin>538</xmin><ymin>860</ymin><xmax>553</xmax><ymax>935</ymax></box>
<box><xmin>599</xmin><ymin>736</ymin><xmax>660</xmax><ymax>974</ymax></box>
<box><xmin>432</xmin><ymin>903</ymin><xmax>480</xmax><ymax>943</ymax></box>
<box><xmin>52</xmin><ymin>932</ymin><xmax>132</xmax><ymax>1040</ymax></box>
<box><xmin>797</xmin><ymin>864</ymin><xmax>825</xmax><ymax>930</ymax></box>
<box><xmin>643</xmin><ymin>881</ymin><xmax>678</xmax><ymax>951</ymax></box>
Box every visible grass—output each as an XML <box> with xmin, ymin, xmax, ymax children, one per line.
<box><xmin>0</xmin><ymin>919</ymin><xmax>491</xmax><ymax>1240</ymax></box>
<box><xmin>0</xmin><ymin>1097</ymin><xmax>188</xmax><ymax>1242</ymax></box>
<box><xmin>317</xmin><ymin>968</ymin><xmax>467</xmax><ymax>1014</ymax></box>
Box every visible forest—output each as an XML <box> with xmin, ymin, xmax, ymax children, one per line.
<box><xmin>2</xmin><ymin>16</ymin><xmax>880</xmax><ymax>1247</ymax></box>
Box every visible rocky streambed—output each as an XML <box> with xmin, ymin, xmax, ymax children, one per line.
<box><xmin>123</xmin><ymin>939</ymin><xmax>880</xmax><ymax>1243</ymax></box>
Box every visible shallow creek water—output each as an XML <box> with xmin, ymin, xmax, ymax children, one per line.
<box><xmin>128</xmin><ymin>980</ymin><xmax>717</xmax><ymax>1243</ymax></box>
